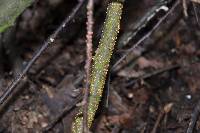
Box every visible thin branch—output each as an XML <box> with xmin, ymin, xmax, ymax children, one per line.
<box><xmin>117</xmin><ymin>0</ymin><xmax>170</xmax><ymax>48</ymax></box>
<box><xmin>151</xmin><ymin>110</ymin><xmax>164</xmax><ymax>133</ymax></box>
<box><xmin>112</xmin><ymin>0</ymin><xmax>180</xmax><ymax>69</ymax></box>
<box><xmin>183</xmin><ymin>0</ymin><xmax>188</xmax><ymax>17</ymax></box>
<box><xmin>0</xmin><ymin>0</ymin><xmax>85</xmax><ymax>105</ymax></box>
<box><xmin>187</xmin><ymin>100</ymin><xmax>200</xmax><ymax>133</ymax></box>
<box><xmin>151</xmin><ymin>103</ymin><xmax>173</xmax><ymax>133</ymax></box>
<box><xmin>125</xmin><ymin>64</ymin><xmax>180</xmax><ymax>87</ymax></box>
<box><xmin>192</xmin><ymin>3</ymin><xmax>200</xmax><ymax>27</ymax></box>
<box><xmin>42</xmin><ymin>74</ymin><xmax>84</xmax><ymax>132</ymax></box>
<box><xmin>191</xmin><ymin>0</ymin><xmax>200</xmax><ymax>4</ymax></box>
<box><xmin>83</xmin><ymin>0</ymin><xmax>94</xmax><ymax>132</ymax></box>
<box><xmin>43</xmin><ymin>95</ymin><xmax>82</xmax><ymax>132</ymax></box>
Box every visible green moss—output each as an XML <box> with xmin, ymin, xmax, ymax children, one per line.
<box><xmin>0</xmin><ymin>0</ymin><xmax>33</xmax><ymax>33</ymax></box>
<box><xmin>0</xmin><ymin>23</ymin><xmax>10</xmax><ymax>33</ymax></box>
<box><xmin>72</xmin><ymin>2</ymin><xmax>123</xmax><ymax>133</ymax></box>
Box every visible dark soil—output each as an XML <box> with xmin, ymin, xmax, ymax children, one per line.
<box><xmin>0</xmin><ymin>0</ymin><xmax>200</xmax><ymax>133</ymax></box>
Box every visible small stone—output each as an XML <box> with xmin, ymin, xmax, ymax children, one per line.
<box><xmin>50</xmin><ymin>38</ymin><xmax>54</xmax><ymax>43</ymax></box>
<box><xmin>41</xmin><ymin>122</ymin><xmax>48</xmax><ymax>128</ymax></box>
<box><xmin>186</xmin><ymin>94</ymin><xmax>192</xmax><ymax>100</ymax></box>
<box><xmin>62</xmin><ymin>24</ymin><xmax>66</xmax><ymax>28</ymax></box>
<box><xmin>128</xmin><ymin>93</ymin><xmax>133</xmax><ymax>99</ymax></box>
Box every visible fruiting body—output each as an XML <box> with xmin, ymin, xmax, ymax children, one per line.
<box><xmin>72</xmin><ymin>2</ymin><xmax>123</xmax><ymax>132</ymax></box>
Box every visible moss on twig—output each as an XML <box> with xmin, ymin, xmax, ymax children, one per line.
<box><xmin>72</xmin><ymin>1</ymin><xmax>124</xmax><ymax>133</ymax></box>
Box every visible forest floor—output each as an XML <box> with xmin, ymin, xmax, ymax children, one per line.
<box><xmin>0</xmin><ymin>0</ymin><xmax>200</xmax><ymax>133</ymax></box>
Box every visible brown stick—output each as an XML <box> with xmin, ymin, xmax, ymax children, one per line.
<box><xmin>83</xmin><ymin>0</ymin><xmax>94</xmax><ymax>132</ymax></box>
<box><xmin>182</xmin><ymin>0</ymin><xmax>188</xmax><ymax>17</ymax></box>
<box><xmin>125</xmin><ymin>64</ymin><xmax>180</xmax><ymax>87</ymax></box>
<box><xmin>187</xmin><ymin>100</ymin><xmax>200</xmax><ymax>133</ymax></box>
<box><xmin>151</xmin><ymin>110</ymin><xmax>164</xmax><ymax>133</ymax></box>
<box><xmin>192</xmin><ymin>2</ymin><xmax>200</xmax><ymax>27</ymax></box>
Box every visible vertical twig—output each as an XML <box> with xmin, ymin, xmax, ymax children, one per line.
<box><xmin>183</xmin><ymin>0</ymin><xmax>188</xmax><ymax>17</ymax></box>
<box><xmin>187</xmin><ymin>100</ymin><xmax>200</xmax><ymax>133</ymax></box>
<box><xmin>192</xmin><ymin>3</ymin><xmax>200</xmax><ymax>27</ymax></box>
<box><xmin>83</xmin><ymin>0</ymin><xmax>94</xmax><ymax>132</ymax></box>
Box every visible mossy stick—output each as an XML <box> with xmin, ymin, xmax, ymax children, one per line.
<box><xmin>72</xmin><ymin>1</ymin><xmax>124</xmax><ymax>133</ymax></box>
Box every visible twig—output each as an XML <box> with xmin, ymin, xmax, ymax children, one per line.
<box><xmin>112</xmin><ymin>0</ymin><xmax>180</xmax><ymax>69</ymax></box>
<box><xmin>138</xmin><ymin>65</ymin><xmax>180</xmax><ymax>80</ymax></box>
<box><xmin>43</xmin><ymin>95</ymin><xmax>82</xmax><ymax>132</ymax></box>
<box><xmin>192</xmin><ymin>3</ymin><xmax>200</xmax><ymax>27</ymax></box>
<box><xmin>83</xmin><ymin>0</ymin><xmax>94</xmax><ymax>132</ymax></box>
<box><xmin>183</xmin><ymin>0</ymin><xmax>188</xmax><ymax>17</ymax></box>
<box><xmin>187</xmin><ymin>100</ymin><xmax>200</xmax><ymax>133</ymax></box>
<box><xmin>191</xmin><ymin>0</ymin><xmax>200</xmax><ymax>4</ymax></box>
<box><xmin>151</xmin><ymin>103</ymin><xmax>173</xmax><ymax>133</ymax></box>
<box><xmin>0</xmin><ymin>0</ymin><xmax>85</xmax><ymax>105</ymax></box>
<box><xmin>151</xmin><ymin>110</ymin><xmax>164</xmax><ymax>133</ymax></box>
<box><xmin>125</xmin><ymin>64</ymin><xmax>180</xmax><ymax>87</ymax></box>
<box><xmin>41</xmin><ymin>74</ymin><xmax>84</xmax><ymax>132</ymax></box>
<box><xmin>117</xmin><ymin>0</ymin><xmax>170</xmax><ymax>48</ymax></box>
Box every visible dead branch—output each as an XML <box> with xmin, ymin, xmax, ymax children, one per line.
<box><xmin>83</xmin><ymin>0</ymin><xmax>94</xmax><ymax>132</ymax></box>
<box><xmin>187</xmin><ymin>100</ymin><xmax>200</xmax><ymax>133</ymax></box>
